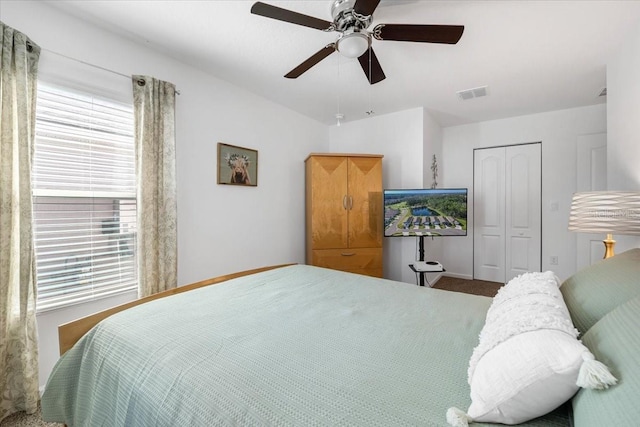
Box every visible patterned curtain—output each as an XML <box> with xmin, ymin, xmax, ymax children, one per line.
<box><xmin>132</xmin><ymin>75</ymin><xmax>177</xmax><ymax>298</ymax></box>
<box><xmin>0</xmin><ymin>22</ymin><xmax>41</xmax><ymax>421</ymax></box>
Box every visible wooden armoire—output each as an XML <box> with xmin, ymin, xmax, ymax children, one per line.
<box><xmin>305</xmin><ymin>154</ymin><xmax>383</xmax><ymax>277</ymax></box>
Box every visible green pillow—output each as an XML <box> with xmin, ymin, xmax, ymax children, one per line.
<box><xmin>571</xmin><ymin>296</ymin><xmax>640</xmax><ymax>426</ymax></box>
<box><xmin>560</xmin><ymin>248</ymin><xmax>640</xmax><ymax>334</ymax></box>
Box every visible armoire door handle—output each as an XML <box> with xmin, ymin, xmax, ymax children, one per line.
<box><xmin>343</xmin><ymin>195</ymin><xmax>348</xmax><ymax>210</ymax></box>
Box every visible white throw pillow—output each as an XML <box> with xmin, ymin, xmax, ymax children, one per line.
<box><xmin>447</xmin><ymin>271</ymin><xmax>617</xmax><ymax>427</ymax></box>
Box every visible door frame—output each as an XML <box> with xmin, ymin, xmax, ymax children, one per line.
<box><xmin>472</xmin><ymin>141</ymin><xmax>543</xmax><ymax>282</ymax></box>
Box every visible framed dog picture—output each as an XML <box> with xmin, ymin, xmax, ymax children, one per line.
<box><xmin>217</xmin><ymin>143</ymin><xmax>258</xmax><ymax>186</ymax></box>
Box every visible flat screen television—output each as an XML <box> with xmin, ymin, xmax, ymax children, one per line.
<box><xmin>383</xmin><ymin>188</ymin><xmax>468</xmax><ymax>237</ymax></box>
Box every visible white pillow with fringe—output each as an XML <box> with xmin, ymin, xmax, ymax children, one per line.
<box><xmin>447</xmin><ymin>271</ymin><xmax>617</xmax><ymax>427</ymax></box>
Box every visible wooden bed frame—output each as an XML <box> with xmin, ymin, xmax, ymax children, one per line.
<box><xmin>58</xmin><ymin>264</ymin><xmax>292</xmax><ymax>355</ymax></box>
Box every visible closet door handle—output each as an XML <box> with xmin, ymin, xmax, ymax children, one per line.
<box><xmin>349</xmin><ymin>196</ymin><xmax>353</xmax><ymax>210</ymax></box>
<box><xmin>343</xmin><ymin>195</ymin><xmax>348</xmax><ymax>210</ymax></box>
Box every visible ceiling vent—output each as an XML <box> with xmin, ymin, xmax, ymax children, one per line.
<box><xmin>456</xmin><ymin>85</ymin><xmax>489</xmax><ymax>101</ymax></box>
<box><xmin>599</xmin><ymin>87</ymin><xmax>607</xmax><ymax>97</ymax></box>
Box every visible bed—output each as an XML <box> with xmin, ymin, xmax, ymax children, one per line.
<box><xmin>41</xmin><ymin>249</ymin><xmax>640</xmax><ymax>426</ymax></box>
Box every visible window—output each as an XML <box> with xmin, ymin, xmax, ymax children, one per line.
<box><xmin>33</xmin><ymin>83</ymin><xmax>137</xmax><ymax>311</ymax></box>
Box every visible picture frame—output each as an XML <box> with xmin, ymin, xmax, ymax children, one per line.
<box><xmin>217</xmin><ymin>143</ymin><xmax>258</xmax><ymax>186</ymax></box>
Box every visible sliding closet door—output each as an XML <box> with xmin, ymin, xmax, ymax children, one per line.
<box><xmin>474</xmin><ymin>143</ymin><xmax>541</xmax><ymax>283</ymax></box>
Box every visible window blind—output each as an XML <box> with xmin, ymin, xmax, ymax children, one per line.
<box><xmin>33</xmin><ymin>83</ymin><xmax>137</xmax><ymax>311</ymax></box>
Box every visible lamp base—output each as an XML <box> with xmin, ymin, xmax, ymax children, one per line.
<box><xmin>603</xmin><ymin>233</ymin><xmax>616</xmax><ymax>259</ymax></box>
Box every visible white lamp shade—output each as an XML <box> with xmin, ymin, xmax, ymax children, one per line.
<box><xmin>337</xmin><ymin>32</ymin><xmax>369</xmax><ymax>58</ymax></box>
<box><xmin>568</xmin><ymin>191</ymin><xmax>640</xmax><ymax>235</ymax></box>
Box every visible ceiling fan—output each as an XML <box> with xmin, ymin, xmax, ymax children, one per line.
<box><xmin>250</xmin><ymin>0</ymin><xmax>464</xmax><ymax>84</ymax></box>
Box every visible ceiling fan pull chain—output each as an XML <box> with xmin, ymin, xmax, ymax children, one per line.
<box><xmin>337</xmin><ymin>53</ymin><xmax>341</xmax><ymax>112</ymax></box>
<box><xmin>369</xmin><ymin>47</ymin><xmax>372</xmax><ymax>85</ymax></box>
<box><xmin>367</xmin><ymin>47</ymin><xmax>375</xmax><ymax>114</ymax></box>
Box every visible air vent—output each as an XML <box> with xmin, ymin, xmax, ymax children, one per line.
<box><xmin>599</xmin><ymin>87</ymin><xmax>607</xmax><ymax>97</ymax></box>
<box><xmin>456</xmin><ymin>85</ymin><xmax>489</xmax><ymax>101</ymax></box>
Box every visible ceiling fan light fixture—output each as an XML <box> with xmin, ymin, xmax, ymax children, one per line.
<box><xmin>336</xmin><ymin>31</ymin><xmax>369</xmax><ymax>58</ymax></box>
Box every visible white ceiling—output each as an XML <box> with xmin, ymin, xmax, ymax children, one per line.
<box><xmin>45</xmin><ymin>0</ymin><xmax>640</xmax><ymax>127</ymax></box>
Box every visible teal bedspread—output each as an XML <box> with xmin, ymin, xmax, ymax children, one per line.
<box><xmin>41</xmin><ymin>265</ymin><xmax>569</xmax><ymax>426</ymax></box>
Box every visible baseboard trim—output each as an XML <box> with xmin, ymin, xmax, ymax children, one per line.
<box><xmin>442</xmin><ymin>272</ymin><xmax>473</xmax><ymax>281</ymax></box>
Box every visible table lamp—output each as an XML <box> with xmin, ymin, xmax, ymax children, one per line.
<box><xmin>568</xmin><ymin>191</ymin><xmax>640</xmax><ymax>258</ymax></box>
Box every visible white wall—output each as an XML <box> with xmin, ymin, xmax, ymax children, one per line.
<box><xmin>441</xmin><ymin>104</ymin><xmax>607</xmax><ymax>281</ymax></box>
<box><xmin>607</xmin><ymin>22</ymin><xmax>640</xmax><ymax>190</ymax></box>
<box><xmin>2</xmin><ymin>1</ymin><xmax>328</xmax><ymax>388</ymax></box>
<box><xmin>606</xmin><ymin>20</ymin><xmax>640</xmax><ymax>252</ymax></box>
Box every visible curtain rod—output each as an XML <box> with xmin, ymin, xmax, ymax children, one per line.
<box><xmin>42</xmin><ymin>48</ymin><xmax>181</xmax><ymax>95</ymax></box>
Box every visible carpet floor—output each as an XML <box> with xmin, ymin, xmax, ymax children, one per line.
<box><xmin>1</xmin><ymin>275</ymin><xmax>501</xmax><ymax>427</ymax></box>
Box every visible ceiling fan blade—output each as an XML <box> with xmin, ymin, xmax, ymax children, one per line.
<box><xmin>251</xmin><ymin>2</ymin><xmax>334</xmax><ymax>31</ymax></box>
<box><xmin>373</xmin><ymin>24</ymin><xmax>464</xmax><ymax>44</ymax></box>
<box><xmin>357</xmin><ymin>47</ymin><xmax>386</xmax><ymax>85</ymax></box>
<box><xmin>285</xmin><ymin>44</ymin><xmax>337</xmax><ymax>79</ymax></box>
<box><xmin>353</xmin><ymin>0</ymin><xmax>382</xmax><ymax>16</ymax></box>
